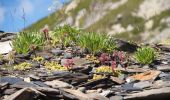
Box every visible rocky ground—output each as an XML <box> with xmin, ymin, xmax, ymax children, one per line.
<box><xmin>1</xmin><ymin>33</ymin><xmax>170</xmax><ymax>100</ymax></box>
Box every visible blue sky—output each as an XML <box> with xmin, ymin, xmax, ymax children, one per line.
<box><xmin>0</xmin><ymin>0</ymin><xmax>69</xmax><ymax>32</ymax></box>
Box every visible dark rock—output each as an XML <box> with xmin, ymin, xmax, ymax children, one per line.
<box><xmin>31</xmin><ymin>62</ymin><xmax>40</xmax><ymax>68</ymax></box>
<box><xmin>52</xmin><ymin>70</ymin><xmax>70</xmax><ymax>76</ymax></box>
<box><xmin>15</xmin><ymin>53</ymin><xmax>31</xmax><ymax>60</ymax></box>
<box><xmin>0</xmin><ymin>30</ymin><xmax>4</xmax><ymax>33</ymax></box>
<box><xmin>0</xmin><ymin>77</ymin><xmax>23</xmax><ymax>84</ymax></box>
<box><xmin>5</xmin><ymin>87</ymin><xmax>46</xmax><ymax>100</ymax></box>
<box><xmin>115</xmin><ymin>39</ymin><xmax>138</xmax><ymax>53</ymax></box>
<box><xmin>36</xmin><ymin>52</ymin><xmax>53</xmax><ymax>60</ymax></box>
<box><xmin>12</xmin><ymin>81</ymin><xmax>38</xmax><ymax>88</ymax></box>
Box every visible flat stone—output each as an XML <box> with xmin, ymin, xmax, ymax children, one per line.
<box><xmin>33</xmin><ymin>81</ymin><xmax>49</xmax><ymax>87</ymax></box>
<box><xmin>128</xmin><ymin>70</ymin><xmax>161</xmax><ymax>81</ymax></box>
<box><xmin>121</xmin><ymin>83</ymin><xmax>142</xmax><ymax>91</ymax></box>
<box><xmin>124</xmin><ymin>87</ymin><xmax>170</xmax><ymax>100</ymax></box>
<box><xmin>0</xmin><ymin>77</ymin><xmax>23</xmax><ymax>85</ymax></box>
<box><xmin>110</xmin><ymin>76</ymin><xmax>125</xmax><ymax>84</ymax></box>
<box><xmin>28</xmin><ymin>74</ymin><xmax>40</xmax><ymax>80</ymax></box>
<box><xmin>157</xmin><ymin>65</ymin><xmax>170</xmax><ymax>72</ymax></box>
<box><xmin>12</xmin><ymin>81</ymin><xmax>38</xmax><ymax>88</ymax></box>
<box><xmin>45</xmin><ymin>80</ymin><xmax>73</xmax><ymax>88</ymax></box>
<box><xmin>100</xmin><ymin>90</ymin><xmax>112</xmax><ymax>97</ymax></box>
<box><xmin>4</xmin><ymin>87</ymin><xmax>46</xmax><ymax>100</ymax></box>
<box><xmin>4</xmin><ymin>88</ymin><xmax>17</xmax><ymax>95</ymax></box>
<box><xmin>0</xmin><ymin>41</ymin><xmax>12</xmax><ymax>54</ymax></box>
<box><xmin>133</xmin><ymin>81</ymin><xmax>152</xmax><ymax>89</ymax></box>
<box><xmin>87</xmin><ymin>92</ymin><xmax>109</xmax><ymax>100</ymax></box>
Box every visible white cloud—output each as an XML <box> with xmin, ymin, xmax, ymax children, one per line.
<box><xmin>0</xmin><ymin>7</ymin><xmax>5</xmax><ymax>24</ymax></box>
<box><xmin>18</xmin><ymin>0</ymin><xmax>34</xmax><ymax>15</ymax></box>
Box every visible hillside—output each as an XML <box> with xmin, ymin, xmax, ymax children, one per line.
<box><xmin>25</xmin><ymin>0</ymin><xmax>170</xmax><ymax>43</ymax></box>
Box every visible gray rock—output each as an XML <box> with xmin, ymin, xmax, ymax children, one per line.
<box><xmin>28</xmin><ymin>74</ymin><xmax>40</xmax><ymax>80</ymax></box>
<box><xmin>45</xmin><ymin>80</ymin><xmax>73</xmax><ymax>88</ymax></box>
<box><xmin>51</xmin><ymin>48</ymin><xmax>63</xmax><ymax>55</ymax></box>
<box><xmin>124</xmin><ymin>87</ymin><xmax>170</xmax><ymax>100</ymax></box>
<box><xmin>157</xmin><ymin>65</ymin><xmax>170</xmax><ymax>72</ymax></box>
<box><xmin>121</xmin><ymin>83</ymin><xmax>142</xmax><ymax>91</ymax></box>
<box><xmin>33</xmin><ymin>81</ymin><xmax>49</xmax><ymax>87</ymax></box>
<box><xmin>133</xmin><ymin>81</ymin><xmax>152</xmax><ymax>89</ymax></box>
<box><xmin>0</xmin><ymin>77</ymin><xmax>23</xmax><ymax>85</ymax></box>
<box><xmin>64</xmin><ymin>52</ymin><xmax>73</xmax><ymax>59</ymax></box>
<box><xmin>77</xmin><ymin>87</ymin><xmax>86</xmax><ymax>93</ymax></box>
<box><xmin>4</xmin><ymin>88</ymin><xmax>17</xmax><ymax>95</ymax></box>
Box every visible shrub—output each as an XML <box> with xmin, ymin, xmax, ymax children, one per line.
<box><xmin>12</xmin><ymin>32</ymin><xmax>45</xmax><ymax>54</ymax></box>
<box><xmin>78</xmin><ymin>32</ymin><xmax>117</xmax><ymax>54</ymax></box>
<box><xmin>50</xmin><ymin>24</ymin><xmax>80</xmax><ymax>47</ymax></box>
<box><xmin>102</xmin><ymin>36</ymin><xmax>117</xmax><ymax>53</ymax></box>
<box><xmin>134</xmin><ymin>47</ymin><xmax>157</xmax><ymax>64</ymax></box>
<box><xmin>78</xmin><ymin>32</ymin><xmax>108</xmax><ymax>54</ymax></box>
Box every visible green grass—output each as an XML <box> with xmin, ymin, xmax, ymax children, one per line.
<box><xmin>151</xmin><ymin>9</ymin><xmax>170</xmax><ymax>30</ymax></box>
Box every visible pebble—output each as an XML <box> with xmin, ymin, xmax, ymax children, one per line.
<box><xmin>77</xmin><ymin>87</ymin><xmax>86</xmax><ymax>93</ymax></box>
<box><xmin>64</xmin><ymin>53</ymin><xmax>73</xmax><ymax>59</ymax></box>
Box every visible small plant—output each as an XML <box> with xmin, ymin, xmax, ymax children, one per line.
<box><xmin>113</xmin><ymin>51</ymin><xmax>126</xmax><ymax>64</ymax></box>
<box><xmin>0</xmin><ymin>54</ymin><xmax>3</xmax><ymax>61</ymax></box>
<box><xmin>44</xmin><ymin>61</ymin><xmax>67</xmax><ymax>71</ymax></box>
<box><xmin>99</xmin><ymin>53</ymin><xmax>110</xmax><ymax>64</ymax></box>
<box><xmin>78</xmin><ymin>32</ymin><xmax>108</xmax><ymax>54</ymax></box>
<box><xmin>14</xmin><ymin>62</ymin><xmax>32</xmax><ymax>70</ymax></box>
<box><xmin>63</xmin><ymin>59</ymin><xmax>74</xmax><ymax>69</ymax></box>
<box><xmin>6</xmin><ymin>51</ymin><xmax>15</xmax><ymax>65</ymax></box>
<box><xmin>102</xmin><ymin>36</ymin><xmax>117</xmax><ymax>53</ymax></box>
<box><xmin>85</xmin><ymin>54</ymin><xmax>100</xmax><ymax>63</ymax></box>
<box><xmin>96</xmin><ymin>66</ymin><xmax>113</xmax><ymax>74</ymax></box>
<box><xmin>134</xmin><ymin>47</ymin><xmax>157</xmax><ymax>64</ymax></box>
<box><xmin>33</xmin><ymin>56</ymin><xmax>45</xmax><ymax>63</ymax></box>
<box><xmin>50</xmin><ymin>24</ymin><xmax>80</xmax><ymax>47</ymax></box>
<box><xmin>12</xmin><ymin>32</ymin><xmax>45</xmax><ymax>54</ymax></box>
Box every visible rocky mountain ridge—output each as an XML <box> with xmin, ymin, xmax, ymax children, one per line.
<box><xmin>26</xmin><ymin>0</ymin><xmax>170</xmax><ymax>43</ymax></box>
